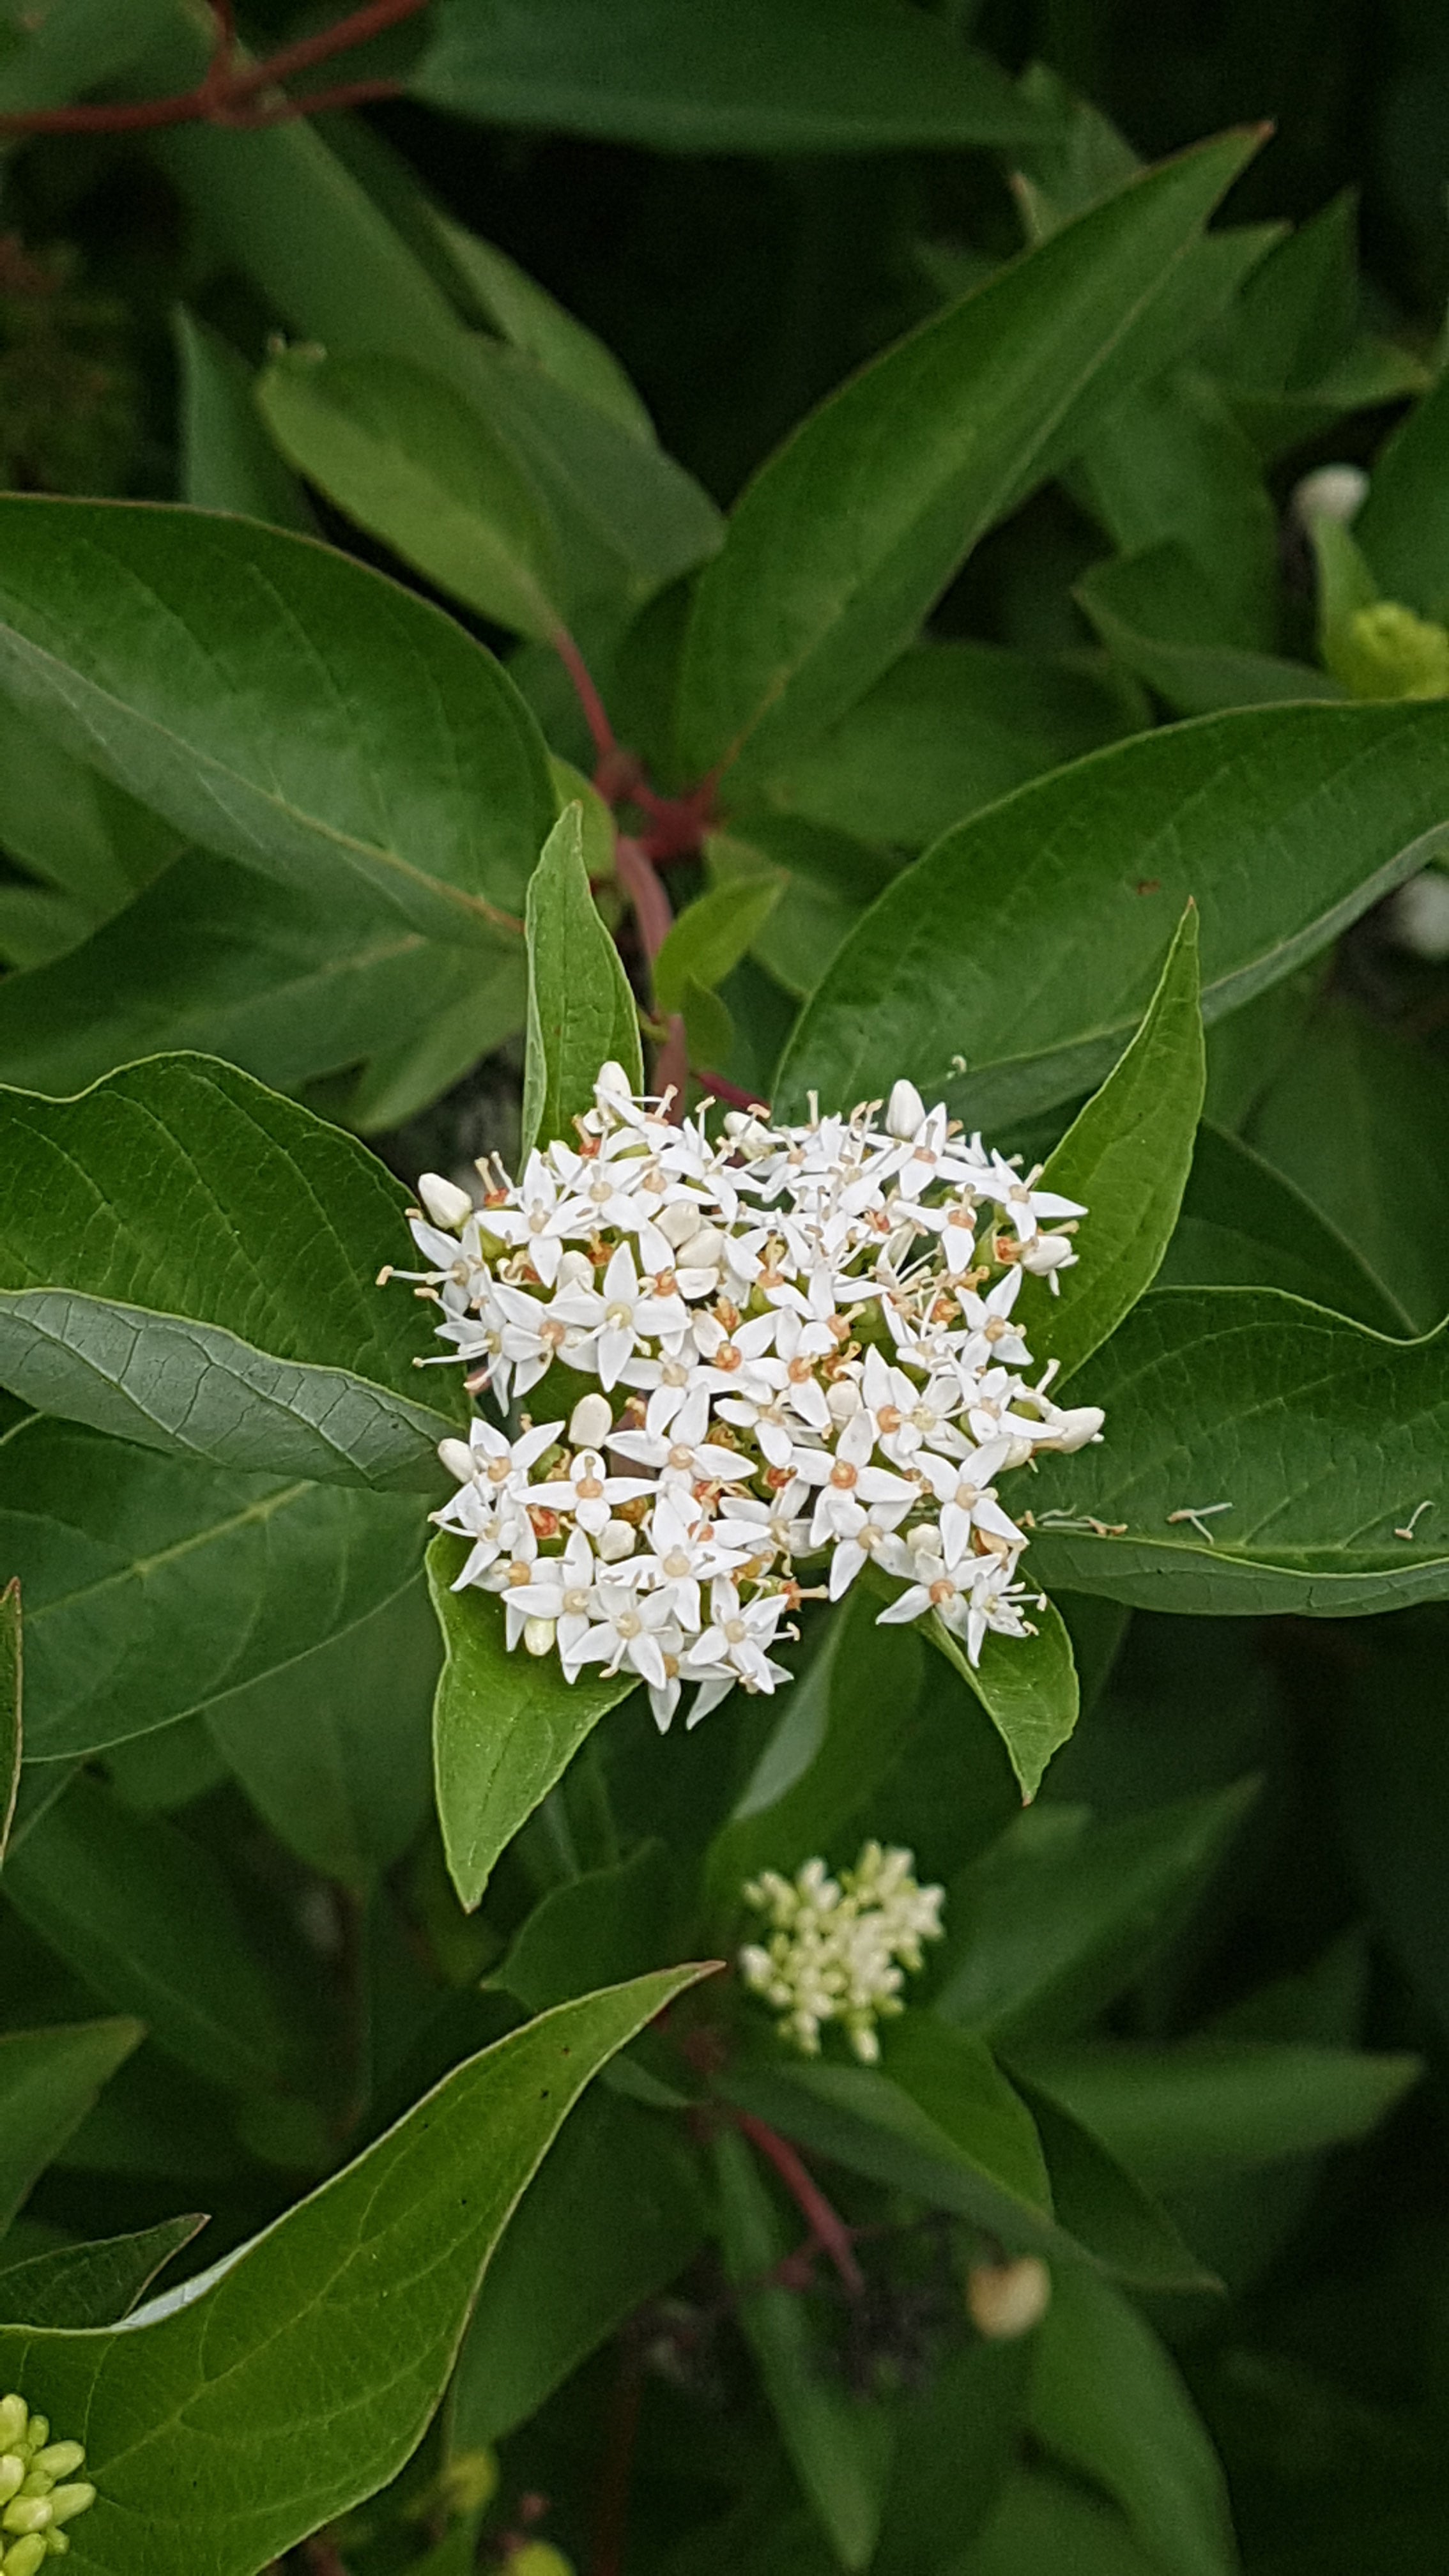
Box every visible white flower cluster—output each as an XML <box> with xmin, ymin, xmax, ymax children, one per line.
<box><xmin>739</xmin><ymin>1844</ymin><xmax>945</xmax><ymax>2061</ymax></box>
<box><xmin>389</xmin><ymin>1063</ymin><xmax>1103</xmax><ymax>1731</ymax></box>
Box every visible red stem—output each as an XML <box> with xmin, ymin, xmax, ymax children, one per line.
<box><xmin>589</xmin><ymin>2332</ymin><xmax>644</xmax><ymax>2576</ymax></box>
<box><xmin>0</xmin><ymin>0</ymin><xmax>428</xmax><ymax>135</ymax></box>
<box><xmin>614</xmin><ymin>834</ymin><xmax>673</xmax><ymax>965</ymax></box>
<box><xmin>732</xmin><ymin>2110</ymin><xmax>864</xmax><ymax>2294</ymax></box>
<box><xmin>553</xmin><ymin>626</ymin><xmax>618</xmax><ymax>767</ymax></box>
<box><xmin>695</xmin><ymin>1070</ymin><xmax>770</xmax><ymax>1114</ymax></box>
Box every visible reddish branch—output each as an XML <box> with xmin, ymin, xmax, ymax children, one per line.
<box><xmin>732</xmin><ymin>2110</ymin><xmax>865</xmax><ymax>2294</ymax></box>
<box><xmin>588</xmin><ymin>2333</ymin><xmax>645</xmax><ymax>2576</ymax></box>
<box><xmin>0</xmin><ymin>0</ymin><xmax>429</xmax><ymax>135</ymax></box>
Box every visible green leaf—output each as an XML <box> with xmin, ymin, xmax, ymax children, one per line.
<box><xmin>2</xmin><ymin>1772</ymin><xmax>293</xmax><ymax>2092</ymax></box>
<box><xmin>0</xmin><ymin>1967</ymin><xmax>705</xmax><ymax>2576</ymax></box>
<box><xmin>676</xmin><ymin>133</ymin><xmax>1259</xmax><ymax>786</ymax></box>
<box><xmin>0</xmin><ymin>1055</ymin><xmax>459</xmax><ymax>1489</ymax></box>
<box><xmin>206</xmin><ymin>1573</ymin><xmax>436</xmax><ymax>1891</ymax></box>
<box><xmin>705</xmin><ymin>1590</ymin><xmax>921</xmax><ymax>1913</ymax></box>
<box><xmin>747</xmin><ymin>640</ymin><xmax>1142</xmax><ymax>849</ymax></box>
<box><xmin>1029</xmin><ymin>2264</ymin><xmax>1237</xmax><ymax>2576</ymax></box>
<box><xmin>712</xmin><ymin>2126</ymin><xmax>894</xmax><ymax>2572</ymax></box>
<box><xmin>871</xmin><ymin>2338</ymin><xmax>1031</xmax><ymax>2576</ymax></box>
<box><xmin>0</xmin><ymin>1577</ymin><xmax>18</xmax><ymax>1871</ymax></box>
<box><xmin>0</xmin><ymin>694</ymin><xmax>179</xmax><ymax>927</ymax></box>
<box><xmin>1077</xmin><ymin>370</ymin><xmax>1278</xmax><ymax>649</ymax></box>
<box><xmin>411</xmin><ymin>0</ymin><xmax>1059</xmax><ymax>153</ymax></box>
<box><xmin>257</xmin><ymin>346</ymin><xmax>567</xmax><ymax>643</ymax></box>
<box><xmin>1018</xmin><ymin>2040</ymin><xmax>1420</xmax><ymax>2185</ymax></box>
<box><xmin>721</xmin><ymin>2016</ymin><xmax>1054</xmax><ymax>2246</ymax></box>
<box><xmin>1245</xmin><ymin>999</ymin><xmax>1449</xmax><ymax>1333</ymax></box>
<box><xmin>1029</xmin><ymin>905</ymin><xmax>1204</xmax><ymax>1384</ymax></box>
<box><xmin>521</xmin><ymin>802</ymin><xmax>644</xmax><ymax>1159</ymax></box>
<box><xmin>655</xmin><ymin>878</ymin><xmax>783</xmax><ymax>1015</ymax></box>
<box><xmin>0</xmin><ymin>0</ymin><xmax>185</xmax><ymax>112</ymax></box>
<box><xmin>0</xmin><ymin>498</ymin><xmax>555</xmax><ymax>944</ymax></box>
<box><xmin>1349</xmin><ymin>351</ymin><xmax>1449</xmax><ymax>621</ymax></box>
<box><xmin>1159</xmin><ymin>1121</ymin><xmax>1409</xmax><ymax>1333</ymax></box>
<box><xmin>0</xmin><ymin>2020</ymin><xmax>143</xmax><ymax>2237</ymax></box>
<box><xmin>449</xmin><ymin>2089</ymin><xmax>703</xmax><ymax>2443</ymax></box>
<box><xmin>498</xmin><ymin>1841</ymin><xmax>675</xmax><ymax>2012</ymax></box>
<box><xmin>1078</xmin><ymin>540</ymin><xmax>1342</xmax><ymax>716</ymax></box>
<box><xmin>429</xmin><ymin>211</ymin><xmax>656</xmax><ymax>441</ymax></box>
<box><xmin>1337</xmin><ymin>1623</ymin><xmax>1449</xmax><ymax>2046</ymax></box>
<box><xmin>172</xmin><ymin>309</ymin><xmax>314</xmax><ymax>531</ymax></box>
<box><xmin>778</xmin><ymin>701</ymin><xmax>1449</xmax><ymax>1133</ymax></box>
<box><xmin>1023</xmin><ymin>1287</ymin><xmax>1449</xmax><ymax>1616</ymax></box>
<box><xmin>960</xmin><ymin>2465</ymin><xmax>1165</xmax><ymax>2576</ymax></box>
<box><xmin>1</xmin><ymin>1416</ymin><xmax>429</xmax><ymax>1761</ymax></box>
<box><xmin>428</xmin><ymin>1533</ymin><xmax>638</xmax><ymax>1908</ymax></box>
<box><xmin>157</xmin><ymin>117</ymin><xmax>721</xmax><ymax>620</ymax></box>
<box><xmin>932</xmin><ymin>1782</ymin><xmax>1256</xmax><ymax>2046</ymax></box>
<box><xmin>0</xmin><ymin>2217</ymin><xmax>206</xmax><ymax>2329</ymax></box>
<box><xmin>1016</xmin><ymin>2078</ymin><xmax>1216</xmax><ymax>2294</ymax></box>
<box><xmin>0</xmin><ymin>850</ymin><xmax>527</xmax><ymax>1118</ymax></box>
<box><xmin>922</xmin><ymin>1595</ymin><xmax>1079</xmax><ymax>1804</ymax></box>
<box><xmin>704</xmin><ymin>815</ymin><xmax>896</xmax><ymax>1005</ymax></box>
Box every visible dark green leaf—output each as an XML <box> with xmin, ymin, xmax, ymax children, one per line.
<box><xmin>1076</xmin><ymin>371</ymin><xmax>1278</xmax><ymax>649</ymax></box>
<box><xmin>412</xmin><ymin>0</ymin><xmax>1057</xmax><ymax>153</ymax></box>
<box><xmin>1349</xmin><ymin>356</ymin><xmax>1449</xmax><ymax>621</ymax></box>
<box><xmin>933</xmin><ymin>1781</ymin><xmax>1255</xmax><ymax>2045</ymax></box>
<box><xmin>0</xmin><ymin>1577</ymin><xmax>18</xmax><ymax>1870</ymax></box>
<box><xmin>1033</xmin><ymin>903</ymin><xmax>1204</xmax><ymax>1386</ymax></box>
<box><xmin>206</xmin><ymin>1573</ymin><xmax>436</xmax><ymax>1891</ymax></box>
<box><xmin>0</xmin><ymin>2020</ymin><xmax>143</xmax><ymax>2236</ymax></box>
<box><xmin>172</xmin><ymin>309</ymin><xmax>314</xmax><ymax>531</ymax></box>
<box><xmin>677</xmin><ymin>135</ymin><xmax>1259</xmax><ymax>786</ymax></box>
<box><xmin>1016</xmin><ymin>2078</ymin><xmax>1216</xmax><ymax>2293</ymax></box>
<box><xmin>1078</xmin><ymin>539</ymin><xmax>1339</xmax><ymax>716</ymax></box>
<box><xmin>1</xmin><ymin>1416</ymin><xmax>428</xmax><ymax>1761</ymax></box>
<box><xmin>0</xmin><ymin>852</ymin><xmax>526</xmax><ymax>1119</ymax></box>
<box><xmin>0</xmin><ymin>1967</ymin><xmax>705</xmax><ymax>2576</ymax></box>
<box><xmin>428</xmin><ymin>1532</ymin><xmax>637</xmax><ymax>1908</ymax></box>
<box><xmin>0</xmin><ymin>2217</ymin><xmax>206</xmax><ymax>2329</ymax></box>
<box><xmin>431</xmin><ymin>212</ymin><xmax>656</xmax><ymax>440</ymax></box>
<box><xmin>656</xmin><ymin>878</ymin><xmax>783</xmax><ymax>1015</ymax></box>
<box><xmin>257</xmin><ymin>346</ymin><xmax>566</xmax><ymax>641</ymax></box>
<box><xmin>745</xmin><ymin>641</ymin><xmax>1141</xmax><ymax>850</ymax></box>
<box><xmin>0</xmin><ymin>1055</ymin><xmax>458</xmax><ymax>1489</ymax></box>
<box><xmin>3</xmin><ymin>1772</ymin><xmax>293</xmax><ymax>2092</ymax></box>
<box><xmin>449</xmin><ymin>2089</ymin><xmax>703</xmax><ymax>2442</ymax></box>
<box><xmin>522</xmin><ymin>802</ymin><xmax>644</xmax><ymax>1158</ymax></box>
<box><xmin>0</xmin><ymin>694</ymin><xmax>179</xmax><ymax>929</ymax></box>
<box><xmin>921</xmin><ymin>1594</ymin><xmax>1079</xmax><ymax>1804</ymax></box>
<box><xmin>0</xmin><ymin>498</ymin><xmax>554</xmax><ymax>944</ymax></box>
<box><xmin>871</xmin><ymin>2338</ymin><xmax>1031</xmax><ymax>2576</ymax></box>
<box><xmin>958</xmin><ymin>2465</ymin><xmax>1164</xmax><ymax>2576</ymax></box>
<box><xmin>1023</xmin><ymin>1287</ymin><xmax>1449</xmax><ymax>1616</ymax></box>
<box><xmin>779</xmin><ymin>702</ymin><xmax>1449</xmax><ymax>1133</ymax></box>
<box><xmin>498</xmin><ymin>1840</ymin><xmax>675</xmax><ymax>2012</ymax></box>
<box><xmin>1018</xmin><ymin>2040</ymin><xmax>1420</xmax><ymax>2185</ymax></box>
<box><xmin>1245</xmin><ymin>1000</ymin><xmax>1449</xmax><ymax>1333</ymax></box>
<box><xmin>1337</xmin><ymin>1621</ymin><xmax>1449</xmax><ymax>2047</ymax></box>
<box><xmin>712</xmin><ymin>2125</ymin><xmax>893</xmax><ymax>2572</ymax></box>
<box><xmin>1029</xmin><ymin>2262</ymin><xmax>1236</xmax><ymax>2576</ymax></box>
<box><xmin>1160</xmin><ymin>1121</ymin><xmax>1409</xmax><ymax>1334</ymax></box>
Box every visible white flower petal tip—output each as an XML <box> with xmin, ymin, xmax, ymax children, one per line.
<box><xmin>417</xmin><ymin>1171</ymin><xmax>476</xmax><ymax>1232</ymax></box>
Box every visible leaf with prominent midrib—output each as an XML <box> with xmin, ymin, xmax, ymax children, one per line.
<box><xmin>0</xmin><ymin>1055</ymin><xmax>459</xmax><ymax>1489</ymax></box>
<box><xmin>778</xmin><ymin>700</ymin><xmax>1449</xmax><ymax>1131</ymax></box>
<box><xmin>1033</xmin><ymin>904</ymin><xmax>1203</xmax><ymax>1386</ymax></box>
<box><xmin>1022</xmin><ymin>1287</ymin><xmax>1449</xmax><ymax>1616</ymax></box>
<box><xmin>677</xmin><ymin>133</ymin><xmax>1258</xmax><ymax>786</ymax></box>
<box><xmin>413</xmin><ymin>0</ymin><xmax>1057</xmax><ymax>153</ymax></box>
<box><xmin>521</xmin><ymin>803</ymin><xmax>644</xmax><ymax>1160</ymax></box>
<box><xmin>0</xmin><ymin>498</ymin><xmax>555</xmax><ymax>944</ymax></box>
<box><xmin>1</xmin><ymin>1417</ymin><xmax>428</xmax><ymax>1761</ymax></box>
<box><xmin>0</xmin><ymin>1968</ymin><xmax>707</xmax><ymax>2576</ymax></box>
<box><xmin>428</xmin><ymin>1534</ymin><xmax>638</xmax><ymax>1908</ymax></box>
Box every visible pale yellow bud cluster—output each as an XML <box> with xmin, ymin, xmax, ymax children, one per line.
<box><xmin>0</xmin><ymin>2398</ymin><xmax>95</xmax><ymax>2570</ymax></box>
<box><xmin>739</xmin><ymin>1842</ymin><xmax>945</xmax><ymax>2061</ymax></box>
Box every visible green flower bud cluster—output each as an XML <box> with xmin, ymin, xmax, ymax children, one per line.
<box><xmin>0</xmin><ymin>2396</ymin><xmax>96</xmax><ymax>2571</ymax></box>
<box><xmin>1330</xmin><ymin>599</ymin><xmax>1449</xmax><ymax>702</ymax></box>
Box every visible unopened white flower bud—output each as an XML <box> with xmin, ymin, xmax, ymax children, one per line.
<box><xmin>0</xmin><ymin>2406</ymin><xmax>27</xmax><ymax>2456</ymax></box>
<box><xmin>523</xmin><ymin>1616</ymin><xmax>556</xmax><ymax>1659</ymax></box>
<box><xmin>826</xmin><ymin>1377</ymin><xmax>862</xmax><ymax>1424</ymax></box>
<box><xmin>1001</xmin><ymin>1436</ymin><xmax>1035</xmax><ymax>1470</ymax></box>
<box><xmin>595</xmin><ymin>1520</ymin><xmax>636</xmax><ymax>1563</ymax></box>
<box><xmin>1392</xmin><ymin>871</ymin><xmax>1449</xmax><ymax>961</ymax></box>
<box><xmin>658</xmin><ymin>1197</ymin><xmax>703</xmax><ymax>1246</ymax></box>
<box><xmin>966</xmin><ymin>2256</ymin><xmax>1051</xmax><ymax>2340</ymax></box>
<box><xmin>595</xmin><ymin>1060</ymin><xmax>633</xmax><ymax>1102</ymax></box>
<box><xmin>885</xmin><ymin>1077</ymin><xmax>926</xmax><ymax>1140</ymax></box>
<box><xmin>677</xmin><ymin>1226</ymin><xmax>726</xmax><ymax>1271</ymax></box>
<box><xmin>33</xmin><ymin>2449</ymin><xmax>83</xmax><ymax>2485</ymax></box>
<box><xmin>44</xmin><ymin>2486</ymin><xmax>96</xmax><ymax>2530</ymax></box>
<box><xmin>569</xmin><ymin>1392</ymin><xmax>613</xmax><ymax>1448</ymax></box>
<box><xmin>1020</xmin><ymin>1233</ymin><xmax>1075</xmax><ymax>1275</ymax></box>
<box><xmin>2</xmin><ymin>2499</ymin><xmax>53</xmax><ymax>2536</ymax></box>
<box><xmin>417</xmin><ymin>1172</ymin><xmax>475</xmax><ymax>1232</ymax></box>
<box><xmin>1039</xmin><ymin>1404</ymin><xmax>1105</xmax><ymax>1452</ymax></box>
<box><xmin>3</xmin><ymin>2534</ymin><xmax>47</xmax><ymax>2576</ymax></box>
<box><xmin>438</xmin><ymin>1438</ymin><xmax>476</xmax><ymax>1484</ymax></box>
<box><xmin>0</xmin><ymin>2464</ymin><xmax>21</xmax><ymax>2510</ymax></box>
<box><xmin>556</xmin><ymin>1248</ymin><xmax>595</xmax><ymax>1290</ymax></box>
<box><xmin>1293</xmin><ymin>462</ymin><xmax>1368</xmax><ymax>527</ymax></box>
